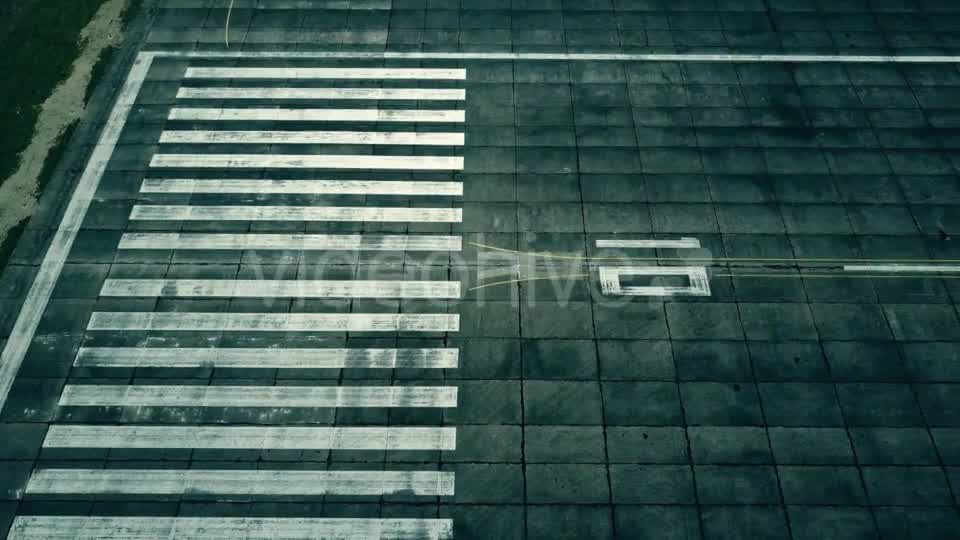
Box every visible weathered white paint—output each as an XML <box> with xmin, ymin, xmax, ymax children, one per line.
<box><xmin>596</xmin><ymin>238</ymin><xmax>701</xmax><ymax>249</ymax></box>
<box><xmin>0</xmin><ymin>53</ymin><xmax>155</xmax><ymax>413</ymax></box>
<box><xmin>118</xmin><ymin>233</ymin><xmax>462</xmax><ymax>251</ymax></box>
<box><xmin>25</xmin><ymin>469</ymin><xmax>456</xmax><ymax>496</ymax></box>
<box><xmin>141</xmin><ymin>178</ymin><xmax>463</xmax><ymax>196</ymax></box>
<box><xmin>598</xmin><ymin>266</ymin><xmax>711</xmax><ymax>296</ymax></box>
<box><xmin>74</xmin><ymin>347</ymin><xmax>460</xmax><ymax>369</ymax></box>
<box><xmin>185</xmin><ymin>67</ymin><xmax>466</xmax><ymax>80</ymax></box>
<box><xmin>9</xmin><ymin>517</ymin><xmax>453</xmax><ymax>540</ymax></box>
<box><xmin>86</xmin><ymin>312</ymin><xmax>460</xmax><ymax>332</ymax></box>
<box><xmin>149</xmin><ymin>154</ymin><xmax>464</xmax><ymax>170</ymax></box>
<box><xmin>159</xmin><ymin>130</ymin><xmax>464</xmax><ymax>146</ymax></box>
<box><xmin>43</xmin><ymin>425</ymin><xmax>457</xmax><ymax>450</ymax></box>
<box><xmin>177</xmin><ymin>87</ymin><xmax>466</xmax><ymax>101</ymax></box>
<box><xmin>167</xmin><ymin>108</ymin><xmax>465</xmax><ymax>123</ymax></box>
<box><xmin>843</xmin><ymin>264</ymin><xmax>960</xmax><ymax>273</ymax></box>
<box><xmin>100</xmin><ymin>279</ymin><xmax>462</xmax><ymax>299</ymax></box>
<box><xmin>129</xmin><ymin>205</ymin><xmax>463</xmax><ymax>222</ymax></box>
<box><xmin>159</xmin><ymin>50</ymin><xmax>960</xmax><ymax>63</ymax></box>
<box><xmin>58</xmin><ymin>385</ymin><xmax>458</xmax><ymax>408</ymax></box>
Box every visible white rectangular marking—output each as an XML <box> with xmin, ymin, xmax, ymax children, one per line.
<box><xmin>177</xmin><ymin>87</ymin><xmax>466</xmax><ymax>101</ymax></box>
<box><xmin>74</xmin><ymin>347</ymin><xmax>459</xmax><ymax>369</ymax></box>
<box><xmin>158</xmin><ymin>50</ymin><xmax>960</xmax><ymax>63</ymax></box>
<box><xmin>596</xmin><ymin>238</ymin><xmax>701</xmax><ymax>249</ymax></box>
<box><xmin>118</xmin><ymin>233</ymin><xmax>462</xmax><ymax>251</ymax></box>
<box><xmin>86</xmin><ymin>312</ymin><xmax>460</xmax><ymax>332</ymax></box>
<box><xmin>599</xmin><ymin>266</ymin><xmax>711</xmax><ymax>297</ymax></box>
<box><xmin>168</xmin><ymin>108</ymin><xmax>465</xmax><ymax>123</ymax></box>
<box><xmin>149</xmin><ymin>154</ymin><xmax>464</xmax><ymax>170</ymax></box>
<box><xmin>59</xmin><ymin>385</ymin><xmax>458</xmax><ymax>408</ymax></box>
<box><xmin>129</xmin><ymin>205</ymin><xmax>463</xmax><ymax>222</ymax></box>
<box><xmin>100</xmin><ymin>279</ymin><xmax>462</xmax><ymax>299</ymax></box>
<box><xmin>9</xmin><ymin>517</ymin><xmax>453</xmax><ymax>540</ymax></box>
<box><xmin>159</xmin><ymin>130</ymin><xmax>465</xmax><ymax>146</ymax></box>
<box><xmin>141</xmin><ymin>178</ymin><xmax>463</xmax><ymax>196</ymax></box>
<box><xmin>843</xmin><ymin>264</ymin><xmax>960</xmax><ymax>273</ymax></box>
<box><xmin>185</xmin><ymin>67</ymin><xmax>467</xmax><ymax>80</ymax></box>
<box><xmin>44</xmin><ymin>426</ymin><xmax>457</xmax><ymax>450</ymax></box>
<box><xmin>25</xmin><ymin>469</ymin><xmax>456</xmax><ymax>496</ymax></box>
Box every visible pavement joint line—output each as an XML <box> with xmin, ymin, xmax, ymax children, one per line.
<box><xmin>145</xmin><ymin>50</ymin><xmax>960</xmax><ymax>63</ymax></box>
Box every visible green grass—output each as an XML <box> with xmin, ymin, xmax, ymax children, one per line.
<box><xmin>0</xmin><ymin>0</ymin><xmax>110</xmax><ymax>184</ymax></box>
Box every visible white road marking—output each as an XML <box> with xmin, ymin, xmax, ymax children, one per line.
<box><xmin>9</xmin><ymin>517</ymin><xmax>453</xmax><ymax>540</ymax></box>
<box><xmin>843</xmin><ymin>264</ymin><xmax>960</xmax><ymax>273</ymax></box>
<box><xmin>74</xmin><ymin>347</ymin><xmax>460</xmax><ymax>369</ymax></box>
<box><xmin>118</xmin><ymin>232</ymin><xmax>463</xmax><ymax>251</ymax></box>
<box><xmin>0</xmin><ymin>53</ymin><xmax>155</xmax><ymax>412</ymax></box>
<box><xmin>43</xmin><ymin>426</ymin><xmax>457</xmax><ymax>450</ymax></box>
<box><xmin>159</xmin><ymin>130</ymin><xmax>465</xmax><ymax>146</ymax></box>
<box><xmin>149</xmin><ymin>154</ymin><xmax>465</xmax><ymax>170</ymax></box>
<box><xmin>25</xmin><ymin>469</ymin><xmax>456</xmax><ymax>496</ymax></box>
<box><xmin>596</xmin><ymin>238</ymin><xmax>702</xmax><ymax>249</ymax></box>
<box><xmin>177</xmin><ymin>87</ymin><xmax>466</xmax><ymax>101</ymax></box>
<box><xmin>129</xmin><ymin>205</ymin><xmax>463</xmax><ymax>222</ymax></box>
<box><xmin>161</xmin><ymin>50</ymin><xmax>960</xmax><ymax>63</ymax></box>
<box><xmin>168</xmin><ymin>108</ymin><xmax>465</xmax><ymax>123</ymax></box>
<box><xmin>100</xmin><ymin>279</ymin><xmax>462</xmax><ymax>299</ymax></box>
<box><xmin>185</xmin><ymin>67</ymin><xmax>466</xmax><ymax>80</ymax></box>
<box><xmin>59</xmin><ymin>385</ymin><xmax>457</xmax><ymax>408</ymax></box>
<box><xmin>87</xmin><ymin>312</ymin><xmax>460</xmax><ymax>332</ymax></box>
<box><xmin>599</xmin><ymin>266</ymin><xmax>712</xmax><ymax>297</ymax></box>
<box><xmin>141</xmin><ymin>178</ymin><xmax>463</xmax><ymax>196</ymax></box>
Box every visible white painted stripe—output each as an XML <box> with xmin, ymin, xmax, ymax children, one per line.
<box><xmin>168</xmin><ymin>108</ymin><xmax>465</xmax><ymax>123</ymax></box>
<box><xmin>596</xmin><ymin>238</ymin><xmax>701</xmax><ymax>249</ymax></box>
<box><xmin>185</xmin><ymin>67</ymin><xmax>467</xmax><ymax>80</ymax></box>
<box><xmin>162</xmin><ymin>0</ymin><xmax>393</xmax><ymax>7</ymax></box>
<box><xmin>149</xmin><ymin>154</ymin><xmax>464</xmax><ymax>170</ymax></box>
<box><xmin>159</xmin><ymin>130</ymin><xmax>465</xmax><ymax>146</ymax></box>
<box><xmin>158</xmin><ymin>50</ymin><xmax>960</xmax><ymax>63</ymax></box>
<box><xmin>58</xmin><ymin>385</ymin><xmax>458</xmax><ymax>408</ymax></box>
<box><xmin>86</xmin><ymin>312</ymin><xmax>460</xmax><ymax>332</ymax></box>
<box><xmin>44</xmin><ymin>426</ymin><xmax>457</xmax><ymax>450</ymax></box>
<box><xmin>118</xmin><ymin>233</ymin><xmax>462</xmax><ymax>251</ymax></box>
<box><xmin>843</xmin><ymin>264</ymin><xmax>960</xmax><ymax>273</ymax></box>
<box><xmin>74</xmin><ymin>347</ymin><xmax>459</xmax><ymax>369</ymax></box>
<box><xmin>129</xmin><ymin>205</ymin><xmax>462</xmax><ymax>222</ymax></box>
<box><xmin>25</xmin><ymin>469</ymin><xmax>456</xmax><ymax>496</ymax></box>
<box><xmin>100</xmin><ymin>279</ymin><xmax>462</xmax><ymax>299</ymax></box>
<box><xmin>9</xmin><ymin>517</ymin><xmax>453</xmax><ymax>540</ymax></box>
<box><xmin>177</xmin><ymin>87</ymin><xmax>466</xmax><ymax>101</ymax></box>
<box><xmin>141</xmin><ymin>178</ymin><xmax>463</xmax><ymax>196</ymax></box>
<box><xmin>0</xmin><ymin>53</ymin><xmax>155</xmax><ymax>413</ymax></box>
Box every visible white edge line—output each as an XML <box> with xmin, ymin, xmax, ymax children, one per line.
<box><xmin>843</xmin><ymin>264</ymin><xmax>960</xmax><ymax>273</ymax></box>
<box><xmin>144</xmin><ymin>50</ymin><xmax>960</xmax><ymax>63</ymax></box>
<box><xmin>0</xmin><ymin>52</ymin><xmax>155</xmax><ymax>412</ymax></box>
